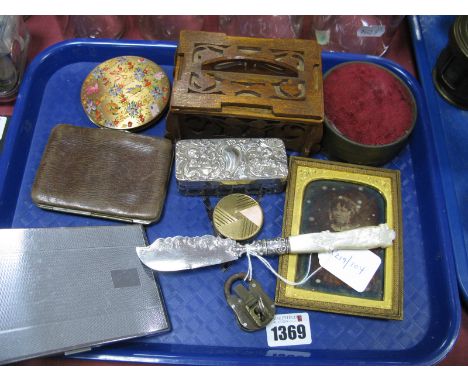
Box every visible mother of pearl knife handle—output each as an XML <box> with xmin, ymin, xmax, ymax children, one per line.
<box><xmin>246</xmin><ymin>224</ymin><xmax>395</xmax><ymax>255</ymax></box>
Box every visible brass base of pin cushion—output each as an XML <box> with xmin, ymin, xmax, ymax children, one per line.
<box><xmin>31</xmin><ymin>124</ymin><xmax>173</xmax><ymax>224</ymax></box>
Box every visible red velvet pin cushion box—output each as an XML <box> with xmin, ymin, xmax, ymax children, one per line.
<box><xmin>321</xmin><ymin>61</ymin><xmax>417</xmax><ymax>166</ymax></box>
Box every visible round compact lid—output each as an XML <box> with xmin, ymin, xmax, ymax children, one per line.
<box><xmin>213</xmin><ymin>193</ymin><xmax>263</xmax><ymax>241</ymax></box>
<box><xmin>81</xmin><ymin>56</ymin><xmax>170</xmax><ymax>131</ymax></box>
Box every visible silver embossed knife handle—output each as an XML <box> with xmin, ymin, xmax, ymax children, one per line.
<box><xmin>245</xmin><ymin>224</ymin><xmax>395</xmax><ymax>255</ymax></box>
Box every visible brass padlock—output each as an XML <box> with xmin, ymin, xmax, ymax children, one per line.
<box><xmin>224</xmin><ymin>272</ymin><xmax>275</xmax><ymax>331</ymax></box>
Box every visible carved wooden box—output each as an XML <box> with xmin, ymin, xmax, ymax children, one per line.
<box><xmin>166</xmin><ymin>31</ymin><xmax>324</xmax><ymax>155</ymax></box>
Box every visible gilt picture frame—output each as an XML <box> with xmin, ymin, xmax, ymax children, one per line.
<box><xmin>275</xmin><ymin>157</ymin><xmax>403</xmax><ymax>320</ymax></box>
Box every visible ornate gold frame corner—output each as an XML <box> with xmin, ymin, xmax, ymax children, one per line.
<box><xmin>275</xmin><ymin>157</ymin><xmax>403</xmax><ymax>320</ymax></box>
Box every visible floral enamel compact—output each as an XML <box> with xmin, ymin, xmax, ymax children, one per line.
<box><xmin>81</xmin><ymin>56</ymin><xmax>170</xmax><ymax>131</ymax></box>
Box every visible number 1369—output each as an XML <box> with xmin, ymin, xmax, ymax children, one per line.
<box><xmin>270</xmin><ymin>324</ymin><xmax>307</xmax><ymax>341</ymax></box>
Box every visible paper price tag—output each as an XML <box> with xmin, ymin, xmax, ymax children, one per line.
<box><xmin>318</xmin><ymin>250</ymin><xmax>381</xmax><ymax>292</ymax></box>
<box><xmin>357</xmin><ymin>25</ymin><xmax>386</xmax><ymax>37</ymax></box>
<box><xmin>266</xmin><ymin>313</ymin><xmax>312</xmax><ymax>347</ymax></box>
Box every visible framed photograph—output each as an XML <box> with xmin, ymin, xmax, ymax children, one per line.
<box><xmin>275</xmin><ymin>157</ymin><xmax>403</xmax><ymax>320</ymax></box>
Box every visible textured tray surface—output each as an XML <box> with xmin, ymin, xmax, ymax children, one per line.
<box><xmin>410</xmin><ymin>16</ymin><xmax>468</xmax><ymax>303</ymax></box>
<box><xmin>1</xmin><ymin>39</ymin><xmax>460</xmax><ymax>365</ymax></box>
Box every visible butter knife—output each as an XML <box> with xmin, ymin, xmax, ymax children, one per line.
<box><xmin>136</xmin><ymin>224</ymin><xmax>395</xmax><ymax>272</ymax></box>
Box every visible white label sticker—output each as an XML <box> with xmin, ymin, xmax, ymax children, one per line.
<box><xmin>0</xmin><ymin>116</ymin><xmax>7</xmax><ymax>141</ymax></box>
<box><xmin>318</xmin><ymin>250</ymin><xmax>381</xmax><ymax>292</ymax></box>
<box><xmin>357</xmin><ymin>25</ymin><xmax>386</xmax><ymax>37</ymax></box>
<box><xmin>266</xmin><ymin>313</ymin><xmax>312</xmax><ymax>347</ymax></box>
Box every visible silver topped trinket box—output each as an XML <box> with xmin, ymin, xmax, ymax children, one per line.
<box><xmin>175</xmin><ymin>138</ymin><xmax>288</xmax><ymax>195</ymax></box>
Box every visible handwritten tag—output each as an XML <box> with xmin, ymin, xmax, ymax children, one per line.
<box><xmin>357</xmin><ymin>25</ymin><xmax>386</xmax><ymax>37</ymax></box>
<box><xmin>318</xmin><ymin>250</ymin><xmax>381</xmax><ymax>292</ymax></box>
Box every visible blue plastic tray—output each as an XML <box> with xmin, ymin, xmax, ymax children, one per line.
<box><xmin>410</xmin><ymin>16</ymin><xmax>468</xmax><ymax>304</ymax></box>
<box><xmin>0</xmin><ymin>39</ymin><xmax>461</xmax><ymax>365</ymax></box>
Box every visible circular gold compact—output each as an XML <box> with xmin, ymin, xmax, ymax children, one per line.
<box><xmin>81</xmin><ymin>56</ymin><xmax>170</xmax><ymax>131</ymax></box>
<box><xmin>213</xmin><ymin>194</ymin><xmax>263</xmax><ymax>241</ymax></box>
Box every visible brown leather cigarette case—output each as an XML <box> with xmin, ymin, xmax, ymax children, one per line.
<box><xmin>31</xmin><ymin>124</ymin><xmax>173</xmax><ymax>224</ymax></box>
<box><xmin>166</xmin><ymin>30</ymin><xmax>324</xmax><ymax>156</ymax></box>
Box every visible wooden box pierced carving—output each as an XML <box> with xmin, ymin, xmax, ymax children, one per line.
<box><xmin>166</xmin><ymin>31</ymin><xmax>324</xmax><ymax>155</ymax></box>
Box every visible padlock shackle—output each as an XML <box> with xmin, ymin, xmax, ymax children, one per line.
<box><xmin>224</xmin><ymin>272</ymin><xmax>248</xmax><ymax>300</ymax></box>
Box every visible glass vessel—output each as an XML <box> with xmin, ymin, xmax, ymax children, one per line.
<box><xmin>0</xmin><ymin>15</ymin><xmax>30</xmax><ymax>102</ymax></box>
<box><xmin>219</xmin><ymin>16</ymin><xmax>302</xmax><ymax>39</ymax></box>
<box><xmin>305</xmin><ymin>15</ymin><xmax>404</xmax><ymax>56</ymax></box>
<box><xmin>138</xmin><ymin>16</ymin><xmax>207</xmax><ymax>40</ymax></box>
<box><xmin>63</xmin><ymin>16</ymin><xmax>126</xmax><ymax>39</ymax></box>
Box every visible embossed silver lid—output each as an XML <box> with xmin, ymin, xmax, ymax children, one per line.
<box><xmin>175</xmin><ymin>138</ymin><xmax>288</xmax><ymax>195</ymax></box>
